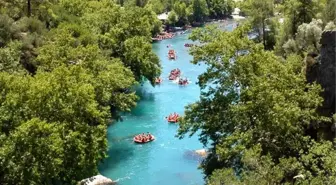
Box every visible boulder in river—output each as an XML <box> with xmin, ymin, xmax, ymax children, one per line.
<box><xmin>194</xmin><ymin>149</ymin><xmax>207</xmax><ymax>157</ymax></box>
<box><xmin>79</xmin><ymin>175</ymin><xmax>116</xmax><ymax>185</ymax></box>
<box><xmin>183</xmin><ymin>149</ymin><xmax>207</xmax><ymax>161</ymax></box>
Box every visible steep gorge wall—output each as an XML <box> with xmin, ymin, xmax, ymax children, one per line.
<box><xmin>306</xmin><ymin>31</ymin><xmax>335</xmax><ymax>140</ymax></box>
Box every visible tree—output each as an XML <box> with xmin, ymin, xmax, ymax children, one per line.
<box><xmin>283</xmin><ymin>19</ymin><xmax>323</xmax><ymax>56</ymax></box>
<box><xmin>321</xmin><ymin>0</ymin><xmax>336</xmax><ymax>24</ymax></box>
<box><xmin>123</xmin><ymin>36</ymin><xmax>161</xmax><ymax>84</ymax></box>
<box><xmin>35</xmin><ymin>23</ymin><xmax>138</xmax><ymax>113</ymax></box>
<box><xmin>0</xmin><ymin>0</ymin><xmax>163</xmax><ymax>184</ymax></box>
<box><xmin>177</xmin><ymin>25</ymin><xmax>334</xmax><ymax>183</ymax></box>
<box><xmin>0</xmin><ymin>0</ymin><xmax>56</xmax><ymax>21</ymax></box>
<box><xmin>275</xmin><ymin>0</ymin><xmax>321</xmax><ymax>56</ymax></box>
<box><xmin>206</xmin><ymin>0</ymin><xmax>233</xmax><ymax>19</ymax></box>
<box><xmin>0</xmin><ymin>14</ymin><xmax>13</xmax><ymax>47</ymax></box>
<box><xmin>0</xmin><ymin>41</ymin><xmax>24</xmax><ymax>73</ymax></box>
<box><xmin>0</xmin><ymin>65</ymin><xmax>129</xmax><ymax>184</ymax></box>
<box><xmin>0</xmin><ymin>118</ymin><xmax>64</xmax><ymax>185</ymax></box>
<box><xmin>283</xmin><ymin>0</ymin><xmax>320</xmax><ymax>37</ymax></box>
<box><xmin>145</xmin><ymin>0</ymin><xmax>164</xmax><ymax>14</ymax></box>
<box><xmin>81</xmin><ymin>3</ymin><xmax>162</xmax><ymax>82</ymax></box>
<box><xmin>172</xmin><ymin>2</ymin><xmax>188</xmax><ymax>25</ymax></box>
<box><xmin>190</xmin><ymin>0</ymin><xmax>209</xmax><ymax>23</ymax></box>
<box><xmin>242</xmin><ymin>0</ymin><xmax>274</xmax><ymax>48</ymax></box>
<box><xmin>168</xmin><ymin>10</ymin><xmax>178</xmax><ymax>25</ymax></box>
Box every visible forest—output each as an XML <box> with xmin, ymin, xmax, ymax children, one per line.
<box><xmin>178</xmin><ymin>0</ymin><xmax>336</xmax><ymax>184</ymax></box>
<box><xmin>0</xmin><ymin>0</ymin><xmax>335</xmax><ymax>184</ymax></box>
<box><xmin>0</xmin><ymin>0</ymin><xmax>162</xmax><ymax>184</ymax></box>
<box><xmin>0</xmin><ymin>0</ymin><xmax>232</xmax><ymax>184</ymax></box>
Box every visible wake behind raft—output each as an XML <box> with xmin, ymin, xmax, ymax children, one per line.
<box><xmin>133</xmin><ymin>133</ymin><xmax>155</xmax><ymax>144</ymax></box>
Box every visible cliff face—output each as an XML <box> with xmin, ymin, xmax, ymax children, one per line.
<box><xmin>306</xmin><ymin>31</ymin><xmax>336</xmax><ymax>140</ymax></box>
<box><xmin>317</xmin><ymin>31</ymin><xmax>336</xmax><ymax>117</ymax></box>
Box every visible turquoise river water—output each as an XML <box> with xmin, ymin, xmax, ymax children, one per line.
<box><xmin>99</xmin><ymin>22</ymin><xmax>236</xmax><ymax>185</ymax></box>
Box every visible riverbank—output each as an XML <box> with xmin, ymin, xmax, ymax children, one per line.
<box><xmin>152</xmin><ymin>19</ymin><xmax>239</xmax><ymax>42</ymax></box>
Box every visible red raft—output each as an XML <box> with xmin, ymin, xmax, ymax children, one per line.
<box><xmin>168</xmin><ymin>49</ymin><xmax>176</xmax><ymax>60</ymax></box>
<box><xmin>169</xmin><ymin>74</ymin><xmax>178</xmax><ymax>80</ymax></box>
<box><xmin>166</xmin><ymin>113</ymin><xmax>180</xmax><ymax>123</ymax></box>
<box><xmin>178</xmin><ymin>78</ymin><xmax>189</xmax><ymax>86</ymax></box>
<box><xmin>133</xmin><ymin>134</ymin><xmax>155</xmax><ymax>144</ymax></box>
<box><xmin>169</xmin><ymin>68</ymin><xmax>181</xmax><ymax>80</ymax></box>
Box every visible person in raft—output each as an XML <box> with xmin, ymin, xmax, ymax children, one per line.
<box><xmin>141</xmin><ymin>133</ymin><xmax>146</xmax><ymax>141</ymax></box>
<box><xmin>147</xmin><ymin>132</ymin><xmax>153</xmax><ymax>140</ymax></box>
<box><xmin>142</xmin><ymin>133</ymin><xmax>147</xmax><ymax>142</ymax></box>
<box><xmin>173</xmin><ymin>112</ymin><xmax>178</xmax><ymax>118</ymax></box>
<box><xmin>166</xmin><ymin>113</ymin><xmax>177</xmax><ymax>120</ymax></box>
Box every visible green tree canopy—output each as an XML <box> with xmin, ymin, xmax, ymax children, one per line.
<box><xmin>0</xmin><ymin>0</ymin><xmax>161</xmax><ymax>184</ymax></box>
<box><xmin>177</xmin><ymin>25</ymin><xmax>335</xmax><ymax>184</ymax></box>
<box><xmin>190</xmin><ymin>0</ymin><xmax>209</xmax><ymax>23</ymax></box>
<box><xmin>242</xmin><ymin>0</ymin><xmax>274</xmax><ymax>48</ymax></box>
<box><xmin>206</xmin><ymin>0</ymin><xmax>233</xmax><ymax>18</ymax></box>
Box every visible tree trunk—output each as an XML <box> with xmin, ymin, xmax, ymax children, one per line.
<box><xmin>262</xmin><ymin>19</ymin><xmax>266</xmax><ymax>49</ymax></box>
<box><xmin>292</xmin><ymin>12</ymin><xmax>296</xmax><ymax>37</ymax></box>
<box><xmin>27</xmin><ymin>0</ymin><xmax>31</xmax><ymax>17</ymax></box>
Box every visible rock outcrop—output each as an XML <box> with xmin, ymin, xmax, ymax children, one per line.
<box><xmin>195</xmin><ymin>149</ymin><xmax>207</xmax><ymax>157</ymax></box>
<box><xmin>306</xmin><ymin>31</ymin><xmax>336</xmax><ymax>140</ymax></box>
<box><xmin>317</xmin><ymin>31</ymin><xmax>335</xmax><ymax>117</ymax></box>
<box><xmin>79</xmin><ymin>175</ymin><xmax>115</xmax><ymax>185</ymax></box>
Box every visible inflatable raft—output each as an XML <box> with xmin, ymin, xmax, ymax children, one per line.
<box><xmin>133</xmin><ymin>134</ymin><xmax>155</xmax><ymax>144</ymax></box>
<box><xmin>178</xmin><ymin>79</ymin><xmax>189</xmax><ymax>85</ymax></box>
<box><xmin>168</xmin><ymin>49</ymin><xmax>176</xmax><ymax>60</ymax></box>
<box><xmin>184</xmin><ymin>43</ymin><xmax>194</xmax><ymax>47</ymax></box>
<box><xmin>166</xmin><ymin>114</ymin><xmax>179</xmax><ymax>123</ymax></box>
<box><xmin>169</xmin><ymin>74</ymin><xmax>178</xmax><ymax>80</ymax></box>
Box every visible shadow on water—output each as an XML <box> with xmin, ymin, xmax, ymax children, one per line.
<box><xmin>135</xmin><ymin>87</ymin><xmax>156</xmax><ymax>102</ymax></box>
<box><xmin>100</xmin><ymin>143</ymin><xmax>135</xmax><ymax>170</ymax></box>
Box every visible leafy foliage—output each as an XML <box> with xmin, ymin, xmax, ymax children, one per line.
<box><xmin>241</xmin><ymin>0</ymin><xmax>274</xmax><ymax>44</ymax></box>
<box><xmin>178</xmin><ymin>25</ymin><xmax>335</xmax><ymax>184</ymax></box>
<box><xmin>0</xmin><ymin>0</ymin><xmax>161</xmax><ymax>184</ymax></box>
<box><xmin>283</xmin><ymin>19</ymin><xmax>323</xmax><ymax>56</ymax></box>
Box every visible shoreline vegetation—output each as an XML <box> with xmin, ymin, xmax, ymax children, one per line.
<box><xmin>0</xmin><ymin>0</ymin><xmax>335</xmax><ymax>184</ymax></box>
<box><xmin>177</xmin><ymin>0</ymin><xmax>336</xmax><ymax>184</ymax></box>
<box><xmin>0</xmin><ymin>0</ymin><xmax>236</xmax><ymax>184</ymax></box>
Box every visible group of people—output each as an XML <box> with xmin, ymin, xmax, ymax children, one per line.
<box><xmin>169</xmin><ymin>68</ymin><xmax>181</xmax><ymax>80</ymax></box>
<box><xmin>166</xmin><ymin>112</ymin><xmax>180</xmax><ymax>123</ymax></box>
<box><xmin>184</xmin><ymin>43</ymin><xmax>194</xmax><ymax>47</ymax></box>
<box><xmin>153</xmin><ymin>32</ymin><xmax>175</xmax><ymax>41</ymax></box>
<box><xmin>178</xmin><ymin>78</ymin><xmax>189</xmax><ymax>85</ymax></box>
<box><xmin>168</xmin><ymin>49</ymin><xmax>176</xmax><ymax>60</ymax></box>
<box><xmin>155</xmin><ymin>69</ymin><xmax>189</xmax><ymax>85</ymax></box>
<box><xmin>134</xmin><ymin>132</ymin><xmax>154</xmax><ymax>143</ymax></box>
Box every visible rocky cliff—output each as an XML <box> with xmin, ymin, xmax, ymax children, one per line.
<box><xmin>306</xmin><ymin>31</ymin><xmax>336</xmax><ymax>140</ymax></box>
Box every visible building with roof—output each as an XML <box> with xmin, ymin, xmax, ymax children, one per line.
<box><xmin>157</xmin><ymin>12</ymin><xmax>169</xmax><ymax>21</ymax></box>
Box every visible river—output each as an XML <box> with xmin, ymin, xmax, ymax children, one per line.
<box><xmin>99</xmin><ymin>21</ymin><xmax>236</xmax><ymax>185</ymax></box>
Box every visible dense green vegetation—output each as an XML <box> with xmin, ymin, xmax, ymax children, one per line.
<box><xmin>178</xmin><ymin>0</ymin><xmax>336</xmax><ymax>184</ymax></box>
<box><xmin>0</xmin><ymin>0</ymin><xmax>335</xmax><ymax>184</ymax></box>
<box><xmin>136</xmin><ymin>0</ymin><xmax>233</xmax><ymax>27</ymax></box>
<box><xmin>0</xmin><ymin>0</ymin><xmax>161</xmax><ymax>184</ymax></box>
